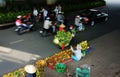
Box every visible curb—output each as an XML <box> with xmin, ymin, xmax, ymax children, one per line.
<box><xmin>0</xmin><ymin>22</ymin><xmax>15</xmax><ymax>27</ymax></box>
<box><xmin>0</xmin><ymin>22</ymin><xmax>15</xmax><ymax>30</ymax></box>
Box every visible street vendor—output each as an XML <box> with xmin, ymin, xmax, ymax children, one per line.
<box><xmin>59</xmin><ymin>23</ymin><xmax>66</xmax><ymax>31</ymax></box>
<box><xmin>24</xmin><ymin>65</ymin><xmax>36</xmax><ymax>77</ymax></box>
<box><xmin>70</xmin><ymin>43</ymin><xmax>83</xmax><ymax>61</ymax></box>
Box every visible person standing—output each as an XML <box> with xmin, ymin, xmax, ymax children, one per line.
<box><xmin>33</xmin><ymin>7</ymin><xmax>38</xmax><ymax>22</ymax></box>
<box><xmin>57</xmin><ymin>11</ymin><xmax>64</xmax><ymax>24</ymax></box>
<box><xmin>41</xmin><ymin>8</ymin><xmax>48</xmax><ymax>21</ymax></box>
<box><xmin>58</xmin><ymin>4</ymin><xmax>62</xmax><ymax>13</ymax></box>
<box><xmin>53</xmin><ymin>6</ymin><xmax>59</xmax><ymax>18</ymax></box>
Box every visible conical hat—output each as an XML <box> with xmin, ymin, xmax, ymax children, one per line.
<box><xmin>60</xmin><ymin>24</ymin><xmax>66</xmax><ymax>28</ymax></box>
<box><xmin>24</xmin><ymin>65</ymin><xmax>36</xmax><ymax>74</ymax></box>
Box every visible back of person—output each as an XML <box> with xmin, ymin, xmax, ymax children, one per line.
<box><xmin>71</xmin><ymin>44</ymin><xmax>82</xmax><ymax>61</ymax></box>
<box><xmin>15</xmin><ymin>16</ymin><xmax>23</xmax><ymax>27</ymax></box>
<box><xmin>41</xmin><ymin>8</ymin><xmax>48</xmax><ymax>21</ymax></box>
<box><xmin>16</xmin><ymin>19</ymin><xmax>22</xmax><ymax>26</ymax></box>
<box><xmin>43</xmin><ymin>19</ymin><xmax>51</xmax><ymax>29</ymax></box>
<box><xmin>43</xmin><ymin>17</ymin><xmax>52</xmax><ymax>34</ymax></box>
<box><xmin>57</xmin><ymin>13</ymin><xmax>64</xmax><ymax>23</ymax></box>
<box><xmin>72</xmin><ymin>49</ymin><xmax>82</xmax><ymax>60</ymax></box>
<box><xmin>33</xmin><ymin>8</ymin><xmax>38</xmax><ymax>17</ymax></box>
<box><xmin>74</xmin><ymin>16</ymin><xmax>81</xmax><ymax>26</ymax></box>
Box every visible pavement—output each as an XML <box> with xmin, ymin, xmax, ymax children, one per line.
<box><xmin>0</xmin><ymin>29</ymin><xmax>119</xmax><ymax>76</ymax></box>
<box><xmin>42</xmin><ymin>29</ymin><xmax>120</xmax><ymax>77</ymax></box>
<box><xmin>1</xmin><ymin>28</ymin><xmax>119</xmax><ymax>77</ymax></box>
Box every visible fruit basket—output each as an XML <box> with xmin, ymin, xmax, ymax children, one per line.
<box><xmin>53</xmin><ymin>30</ymin><xmax>72</xmax><ymax>50</ymax></box>
<box><xmin>45</xmin><ymin>49</ymin><xmax>72</xmax><ymax>69</ymax></box>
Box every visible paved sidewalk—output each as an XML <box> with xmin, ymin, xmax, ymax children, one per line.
<box><xmin>43</xmin><ymin>29</ymin><xmax>120</xmax><ymax>77</ymax></box>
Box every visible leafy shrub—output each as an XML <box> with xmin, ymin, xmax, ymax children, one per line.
<box><xmin>0</xmin><ymin>1</ymin><xmax>106</xmax><ymax>24</ymax></box>
<box><xmin>0</xmin><ymin>11</ymin><xmax>30</xmax><ymax>24</ymax></box>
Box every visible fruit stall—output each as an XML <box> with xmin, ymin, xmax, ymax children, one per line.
<box><xmin>53</xmin><ymin>30</ymin><xmax>73</xmax><ymax>50</ymax></box>
<box><xmin>45</xmin><ymin>49</ymin><xmax>72</xmax><ymax>69</ymax></box>
<box><xmin>2</xmin><ymin>40</ymin><xmax>93</xmax><ymax>77</ymax></box>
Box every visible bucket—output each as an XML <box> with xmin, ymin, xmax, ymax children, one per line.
<box><xmin>55</xmin><ymin>63</ymin><xmax>66</xmax><ymax>73</ymax></box>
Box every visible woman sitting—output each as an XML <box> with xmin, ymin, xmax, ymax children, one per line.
<box><xmin>70</xmin><ymin>43</ymin><xmax>83</xmax><ymax>61</ymax></box>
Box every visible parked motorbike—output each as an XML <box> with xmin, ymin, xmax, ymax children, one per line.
<box><xmin>15</xmin><ymin>24</ymin><xmax>34</xmax><ymax>35</ymax></box>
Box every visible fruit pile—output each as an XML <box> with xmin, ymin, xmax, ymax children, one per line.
<box><xmin>45</xmin><ymin>49</ymin><xmax>72</xmax><ymax>69</ymax></box>
<box><xmin>79</xmin><ymin>40</ymin><xmax>90</xmax><ymax>51</ymax></box>
<box><xmin>2</xmin><ymin>68</ymin><xmax>25</xmax><ymax>77</ymax></box>
<box><xmin>35</xmin><ymin>60</ymin><xmax>47</xmax><ymax>67</ymax></box>
<box><xmin>53</xmin><ymin>30</ymin><xmax>72</xmax><ymax>47</ymax></box>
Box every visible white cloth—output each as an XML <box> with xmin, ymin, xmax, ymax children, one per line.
<box><xmin>70</xmin><ymin>44</ymin><xmax>83</xmax><ymax>60</ymax></box>
<box><xmin>43</xmin><ymin>20</ymin><xmax>52</xmax><ymax>29</ymax></box>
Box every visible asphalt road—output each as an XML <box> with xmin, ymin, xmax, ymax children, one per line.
<box><xmin>0</xmin><ymin>4</ymin><xmax>120</xmax><ymax>76</ymax></box>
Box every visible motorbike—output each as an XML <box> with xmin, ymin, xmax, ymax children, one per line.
<box><xmin>39</xmin><ymin>19</ymin><xmax>57</xmax><ymax>37</ymax></box>
<box><xmin>15</xmin><ymin>24</ymin><xmax>34</xmax><ymax>35</ymax></box>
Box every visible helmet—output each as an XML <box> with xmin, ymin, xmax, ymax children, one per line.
<box><xmin>79</xmin><ymin>16</ymin><xmax>82</xmax><ymax>20</ymax></box>
<box><xmin>22</xmin><ymin>15</ymin><xmax>27</xmax><ymax>18</ymax></box>
<box><xmin>76</xmin><ymin>15</ymin><xmax>82</xmax><ymax>20</ymax></box>
<box><xmin>17</xmin><ymin>15</ymin><xmax>21</xmax><ymax>18</ymax></box>
<box><xmin>46</xmin><ymin>17</ymin><xmax>50</xmax><ymax>20</ymax></box>
<box><xmin>58</xmin><ymin>11</ymin><xmax>62</xmax><ymax>14</ymax></box>
<box><xmin>76</xmin><ymin>15</ymin><xmax>80</xmax><ymax>18</ymax></box>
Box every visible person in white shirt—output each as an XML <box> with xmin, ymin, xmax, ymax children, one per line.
<box><xmin>53</xmin><ymin>6</ymin><xmax>59</xmax><ymax>18</ymax></box>
<box><xmin>33</xmin><ymin>7</ymin><xmax>38</xmax><ymax>22</ymax></box>
<box><xmin>41</xmin><ymin>8</ymin><xmax>48</xmax><ymax>21</ymax></box>
<box><xmin>33</xmin><ymin>7</ymin><xmax>38</xmax><ymax>17</ymax></box>
<box><xmin>43</xmin><ymin>17</ymin><xmax>52</xmax><ymax>33</ymax></box>
<box><xmin>70</xmin><ymin>43</ymin><xmax>83</xmax><ymax>61</ymax></box>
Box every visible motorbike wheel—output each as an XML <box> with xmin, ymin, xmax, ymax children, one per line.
<box><xmin>17</xmin><ymin>28</ymin><xmax>24</xmax><ymax>35</ymax></box>
<box><xmin>39</xmin><ymin>28</ymin><xmax>46</xmax><ymax>37</ymax></box>
<box><xmin>39</xmin><ymin>30</ymin><xmax>44</xmax><ymax>37</ymax></box>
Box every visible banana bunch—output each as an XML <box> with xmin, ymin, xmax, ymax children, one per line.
<box><xmin>80</xmin><ymin>40</ymin><xmax>90</xmax><ymax>50</ymax></box>
<box><xmin>35</xmin><ymin>60</ymin><xmax>47</xmax><ymax>67</ymax></box>
<box><xmin>2</xmin><ymin>68</ymin><xmax>25</xmax><ymax>77</ymax></box>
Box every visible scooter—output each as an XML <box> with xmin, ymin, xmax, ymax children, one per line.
<box><xmin>39</xmin><ymin>27</ymin><xmax>55</xmax><ymax>37</ymax></box>
<box><xmin>15</xmin><ymin>24</ymin><xmax>34</xmax><ymax>35</ymax></box>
